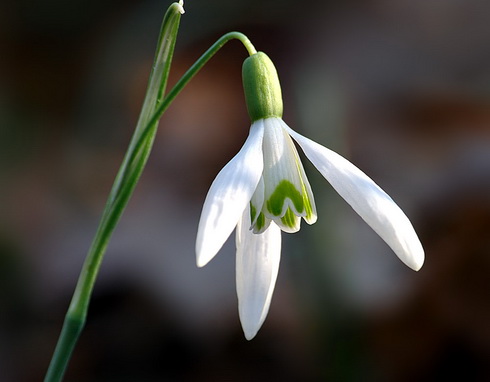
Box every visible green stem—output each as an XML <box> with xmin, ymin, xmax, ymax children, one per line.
<box><xmin>44</xmin><ymin>3</ymin><xmax>183</xmax><ymax>381</ymax></box>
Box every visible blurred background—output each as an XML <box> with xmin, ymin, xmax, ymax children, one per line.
<box><xmin>1</xmin><ymin>0</ymin><xmax>490</xmax><ymax>380</ymax></box>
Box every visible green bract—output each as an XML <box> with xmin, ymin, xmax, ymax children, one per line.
<box><xmin>242</xmin><ymin>52</ymin><xmax>283</xmax><ymax>122</ymax></box>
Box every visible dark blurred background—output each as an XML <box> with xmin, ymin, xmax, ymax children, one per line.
<box><xmin>1</xmin><ymin>0</ymin><xmax>490</xmax><ymax>381</ymax></box>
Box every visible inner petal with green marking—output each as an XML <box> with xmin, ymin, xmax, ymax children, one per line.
<box><xmin>251</xmin><ymin>118</ymin><xmax>318</xmax><ymax>234</ymax></box>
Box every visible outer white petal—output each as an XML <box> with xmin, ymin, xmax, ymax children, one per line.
<box><xmin>196</xmin><ymin>121</ymin><xmax>265</xmax><ymax>267</ymax></box>
<box><xmin>236</xmin><ymin>207</ymin><xmax>281</xmax><ymax>340</ymax></box>
<box><xmin>285</xmin><ymin>125</ymin><xmax>424</xmax><ymax>271</ymax></box>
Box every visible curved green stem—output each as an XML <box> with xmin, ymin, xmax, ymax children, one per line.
<box><xmin>122</xmin><ymin>31</ymin><xmax>256</xmax><ymax>177</ymax></box>
<box><xmin>155</xmin><ymin>31</ymin><xmax>257</xmax><ymax>119</ymax></box>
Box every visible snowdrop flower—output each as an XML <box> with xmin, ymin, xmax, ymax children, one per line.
<box><xmin>196</xmin><ymin>52</ymin><xmax>424</xmax><ymax>340</ymax></box>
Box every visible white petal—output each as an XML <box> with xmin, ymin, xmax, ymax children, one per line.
<box><xmin>285</xmin><ymin>126</ymin><xmax>424</xmax><ymax>271</ymax></box>
<box><xmin>196</xmin><ymin>121</ymin><xmax>265</xmax><ymax>267</ymax></box>
<box><xmin>236</xmin><ymin>207</ymin><xmax>281</xmax><ymax>340</ymax></box>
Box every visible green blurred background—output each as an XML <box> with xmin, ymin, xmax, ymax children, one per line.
<box><xmin>1</xmin><ymin>0</ymin><xmax>490</xmax><ymax>380</ymax></box>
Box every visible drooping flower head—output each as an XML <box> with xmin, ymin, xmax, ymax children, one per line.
<box><xmin>242</xmin><ymin>52</ymin><xmax>317</xmax><ymax>236</ymax></box>
<box><xmin>196</xmin><ymin>51</ymin><xmax>424</xmax><ymax>340</ymax></box>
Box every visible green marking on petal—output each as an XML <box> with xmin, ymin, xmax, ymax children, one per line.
<box><xmin>250</xmin><ymin>202</ymin><xmax>257</xmax><ymax>223</ymax></box>
<box><xmin>266</xmin><ymin>180</ymin><xmax>304</xmax><ymax>216</ymax></box>
<box><xmin>302</xmin><ymin>184</ymin><xmax>315</xmax><ymax>221</ymax></box>
<box><xmin>280</xmin><ymin>208</ymin><xmax>296</xmax><ymax>228</ymax></box>
<box><xmin>292</xmin><ymin>149</ymin><xmax>316</xmax><ymax>224</ymax></box>
<box><xmin>255</xmin><ymin>212</ymin><xmax>266</xmax><ymax>231</ymax></box>
<box><xmin>304</xmin><ymin>197</ymin><xmax>314</xmax><ymax>220</ymax></box>
<box><xmin>250</xmin><ymin>202</ymin><xmax>266</xmax><ymax>232</ymax></box>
